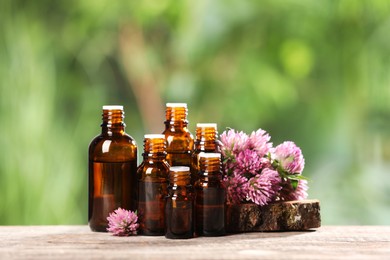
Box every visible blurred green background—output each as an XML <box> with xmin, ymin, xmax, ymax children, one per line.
<box><xmin>1</xmin><ymin>0</ymin><xmax>390</xmax><ymax>225</ymax></box>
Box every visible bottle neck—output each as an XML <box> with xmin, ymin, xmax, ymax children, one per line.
<box><xmin>199</xmin><ymin>157</ymin><xmax>222</xmax><ymax>175</ymax></box>
<box><xmin>165</xmin><ymin>106</ymin><xmax>189</xmax><ymax>129</ymax></box>
<box><xmin>196</xmin><ymin>126</ymin><xmax>217</xmax><ymax>142</ymax></box>
<box><xmin>194</xmin><ymin>140</ymin><xmax>219</xmax><ymax>152</ymax></box>
<box><xmin>142</xmin><ymin>136</ymin><xmax>167</xmax><ymax>160</ymax></box>
<box><xmin>101</xmin><ymin>108</ymin><xmax>125</xmax><ymax>134</ymax></box>
<box><xmin>169</xmin><ymin>167</ymin><xmax>191</xmax><ymax>186</ymax></box>
<box><xmin>195</xmin><ymin>125</ymin><xmax>218</xmax><ymax>151</ymax></box>
<box><xmin>164</xmin><ymin>120</ymin><xmax>189</xmax><ymax>129</ymax></box>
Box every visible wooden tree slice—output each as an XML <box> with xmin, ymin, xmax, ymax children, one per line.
<box><xmin>226</xmin><ymin>199</ymin><xmax>321</xmax><ymax>233</ymax></box>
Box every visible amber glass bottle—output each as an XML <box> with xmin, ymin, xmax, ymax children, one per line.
<box><xmin>88</xmin><ymin>105</ymin><xmax>138</xmax><ymax>232</ymax></box>
<box><xmin>195</xmin><ymin>153</ymin><xmax>226</xmax><ymax>236</ymax></box>
<box><xmin>165</xmin><ymin>166</ymin><xmax>194</xmax><ymax>239</ymax></box>
<box><xmin>162</xmin><ymin>103</ymin><xmax>194</xmax><ymax>167</ymax></box>
<box><xmin>137</xmin><ymin>134</ymin><xmax>169</xmax><ymax>236</ymax></box>
<box><xmin>191</xmin><ymin>123</ymin><xmax>221</xmax><ymax>183</ymax></box>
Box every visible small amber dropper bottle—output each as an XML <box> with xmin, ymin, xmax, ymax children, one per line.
<box><xmin>165</xmin><ymin>166</ymin><xmax>194</xmax><ymax>239</ymax></box>
<box><xmin>88</xmin><ymin>105</ymin><xmax>137</xmax><ymax>232</ymax></box>
<box><xmin>137</xmin><ymin>134</ymin><xmax>170</xmax><ymax>236</ymax></box>
<box><xmin>162</xmin><ymin>103</ymin><xmax>194</xmax><ymax>168</ymax></box>
<box><xmin>195</xmin><ymin>153</ymin><xmax>226</xmax><ymax>236</ymax></box>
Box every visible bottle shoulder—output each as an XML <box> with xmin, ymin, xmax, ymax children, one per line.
<box><xmin>168</xmin><ymin>185</ymin><xmax>195</xmax><ymax>199</ymax></box>
<box><xmin>193</xmin><ymin>140</ymin><xmax>222</xmax><ymax>153</ymax></box>
<box><xmin>137</xmin><ymin>161</ymin><xmax>170</xmax><ymax>175</ymax></box>
<box><xmin>89</xmin><ymin>133</ymin><xmax>137</xmax><ymax>146</ymax></box>
<box><xmin>163</xmin><ymin>126</ymin><xmax>193</xmax><ymax>136</ymax></box>
<box><xmin>195</xmin><ymin>175</ymin><xmax>224</xmax><ymax>187</ymax></box>
<box><xmin>89</xmin><ymin>133</ymin><xmax>137</xmax><ymax>162</ymax></box>
<box><xmin>163</xmin><ymin>130</ymin><xmax>194</xmax><ymax>152</ymax></box>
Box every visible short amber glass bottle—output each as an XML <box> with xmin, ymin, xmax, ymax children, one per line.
<box><xmin>137</xmin><ymin>134</ymin><xmax>169</xmax><ymax>236</ymax></box>
<box><xmin>88</xmin><ymin>105</ymin><xmax>138</xmax><ymax>232</ymax></box>
<box><xmin>162</xmin><ymin>103</ymin><xmax>194</xmax><ymax>167</ymax></box>
<box><xmin>165</xmin><ymin>166</ymin><xmax>194</xmax><ymax>239</ymax></box>
<box><xmin>195</xmin><ymin>153</ymin><xmax>226</xmax><ymax>236</ymax></box>
<box><xmin>191</xmin><ymin>123</ymin><xmax>222</xmax><ymax>183</ymax></box>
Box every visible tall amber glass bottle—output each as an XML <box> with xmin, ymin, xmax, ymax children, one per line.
<box><xmin>195</xmin><ymin>153</ymin><xmax>226</xmax><ymax>236</ymax></box>
<box><xmin>162</xmin><ymin>103</ymin><xmax>194</xmax><ymax>167</ymax></box>
<box><xmin>165</xmin><ymin>166</ymin><xmax>194</xmax><ymax>239</ymax></box>
<box><xmin>88</xmin><ymin>105</ymin><xmax>138</xmax><ymax>232</ymax></box>
<box><xmin>191</xmin><ymin>123</ymin><xmax>221</xmax><ymax>183</ymax></box>
<box><xmin>137</xmin><ymin>134</ymin><xmax>169</xmax><ymax>236</ymax></box>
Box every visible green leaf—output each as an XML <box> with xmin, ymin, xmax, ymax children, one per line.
<box><xmin>291</xmin><ymin>179</ymin><xmax>299</xmax><ymax>190</ymax></box>
<box><xmin>286</xmin><ymin>174</ymin><xmax>308</xmax><ymax>181</ymax></box>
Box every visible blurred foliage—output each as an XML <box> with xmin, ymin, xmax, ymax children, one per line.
<box><xmin>1</xmin><ymin>0</ymin><xmax>390</xmax><ymax>225</ymax></box>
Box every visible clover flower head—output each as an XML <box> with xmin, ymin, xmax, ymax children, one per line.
<box><xmin>220</xmin><ymin>129</ymin><xmax>249</xmax><ymax>157</ymax></box>
<box><xmin>234</xmin><ymin>149</ymin><xmax>263</xmax><ymax>175</ymax></box>
<box><xmin>249</xmin><ymin>129</ymin><xmax>272</xmax><ymax>157</ymax></box>
<box><xmin>224</xmin><ymin>173</ymin><xmax>248</xmax><ymax>204</ymax></box>
<box><xmin>279</xmin><ymin>179</ymin><xmax>309</xmax><ymax>201</ymax></box>
<box><xmin>107</xmin><ymin>208</ymin><xmax>139</xmax><ymax>236</ymax></box>
<box><xmin>274</xmin><ymin>141</ymin><xmax>305</xmax><ymax>174</ymax></box>
<box><xmin>246</xmin><ymin>168</ymin><xmax>281</xmax><ymax>206</ymax></box>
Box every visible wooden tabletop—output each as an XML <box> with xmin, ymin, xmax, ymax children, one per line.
<box><xmin>0</xmin><ymin>226</ymin><xmax>389</xmax><ymax>259</ymax></box>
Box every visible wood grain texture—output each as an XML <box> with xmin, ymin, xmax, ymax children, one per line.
<box><xmin>226</xmin><ymin>199</ymin><xmax>321</xmax><ymax>232</ymax></box>
<box><xmin>1</xmin><ymin>226</ymin><xmax>389</xmax><ymax>259</ymax></box>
